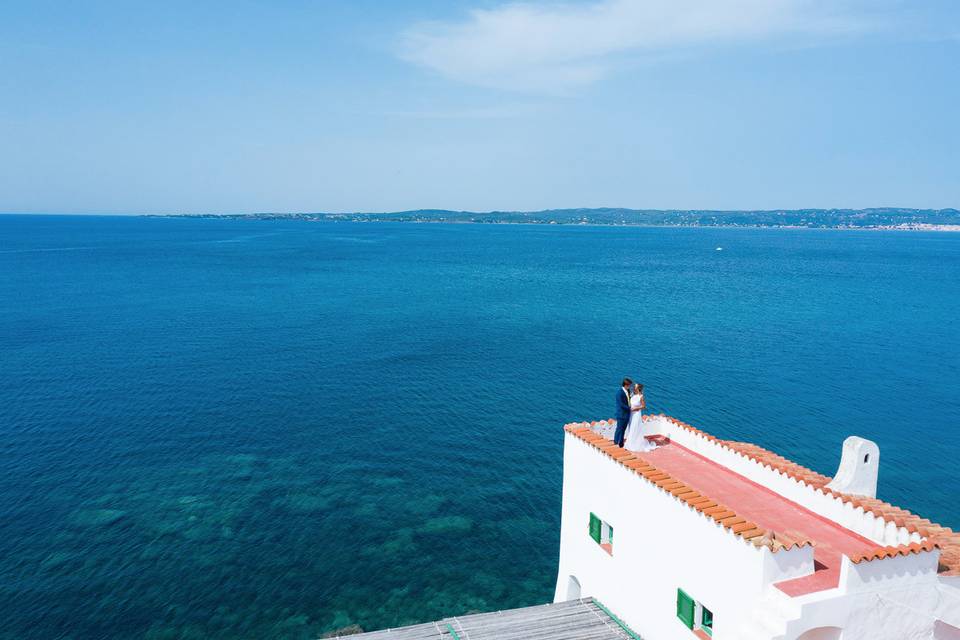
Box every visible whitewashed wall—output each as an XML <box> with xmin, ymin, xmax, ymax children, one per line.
<box><xmin>785</xmin><ymin>554</ymin><xmax>945</xmax><ymax>640</ymax></box>
<box><xmin>554</xmin><ymin>432</ymin><xmax>774</xmax><ymax>640</ymax></box>
<box><xmin>799</xmin><ymin>553</ymin><xmax>953</xmax><ymax>640</ymax></box>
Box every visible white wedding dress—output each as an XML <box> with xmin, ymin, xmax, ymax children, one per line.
<box><xmin>623</xmin><ymin>394</ymin><xmax>653</xmax><ymax>452</ymax></box>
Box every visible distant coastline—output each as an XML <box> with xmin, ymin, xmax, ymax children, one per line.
<box><xmin>149</xmin><ymin>208</ymin><xmax>960</xmax><ymax>231</ymax></box>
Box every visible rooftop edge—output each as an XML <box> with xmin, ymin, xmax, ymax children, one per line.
<box><xmin>564</xmin><ymin>416</ymin><xmax>958</xmax><ymax>574</ymax></box>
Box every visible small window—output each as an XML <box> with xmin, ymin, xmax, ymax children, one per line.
<box><xmin>677</xmin><ymin>588</ymin><xmax>714</xmax><ymax>636</ymax></box>
<box><xmin>700</xmin><ymin>605</ymin><xmax>713</xmax><ymax>636</ymax></box>
<box><xmin>588</xmin><ymin>512</ymin><xmax>613</xmax><ymax>555</ymax></box>
<box><xmin>601</xmin><ymin>521</ymin><xmax>614</xmax><ymax>546</ymax></box>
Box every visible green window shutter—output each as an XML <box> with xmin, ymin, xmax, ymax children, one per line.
<box><xmin>701</xmin><ymin>606</ymin><xmax>713</xmax><ymax>636</ymax></box>
<box><xmin>589</xmin><ymin>513</ymin><xmax>601</xmax><ymax>543</ymax></box>
<box><xmin>676</xmin><ymin>589</ymin><xmax>694</xmax><ymax>629</ymax></box>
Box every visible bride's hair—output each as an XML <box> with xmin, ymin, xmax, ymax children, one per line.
<box><xmin>634</xmin><ymin>383</ymin><xmax>644</xmax><ymax>394</ymax></box>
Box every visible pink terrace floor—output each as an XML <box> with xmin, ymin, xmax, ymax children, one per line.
<box><xmin>637</xmin><ymin>442</ymin><xmax>876</xmax><ymax>596</ymax></box>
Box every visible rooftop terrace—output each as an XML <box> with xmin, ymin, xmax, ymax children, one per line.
<box><xmin>564</xmin><ymin>415</ymin><xmax>959</xmax><ymax>593</ymax></box>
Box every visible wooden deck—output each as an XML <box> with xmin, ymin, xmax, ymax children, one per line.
<box><xmin>335</xmin><ymin>598</ymin><xmax>639</xmax><ymax>640</ymax></box>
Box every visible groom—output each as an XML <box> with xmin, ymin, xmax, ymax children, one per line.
<box><xmin>614</xmin><ymin>377</ymin><xmax>632</xmax><ymax>448</ymax></box>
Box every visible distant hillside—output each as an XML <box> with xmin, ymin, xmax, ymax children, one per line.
<box><xmin>163</xmin><ymin>208</ymin><xmax>960</xmax><ymax>229</ymax></box>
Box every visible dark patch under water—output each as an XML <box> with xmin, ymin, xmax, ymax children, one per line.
<box><xmin>1</xmin><ymin>216</ymin><xmax>958</xmax><ymax>639</ymax></box>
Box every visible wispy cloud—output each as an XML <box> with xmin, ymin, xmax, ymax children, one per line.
<box><xmin>382</xmin><ymin>104</ymin><xmax>541</xmax><ymax>120</ymax></box>
<box><xmin>399</xmin><ymin>0</ymin><xmax>890</xmax><ymax>92</ymax></box>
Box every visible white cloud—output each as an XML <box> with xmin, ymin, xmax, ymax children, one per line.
<box><xmin>399</xmin><ymin>0</ymin><xmax>886</xmax><ymax>91</ymax></box>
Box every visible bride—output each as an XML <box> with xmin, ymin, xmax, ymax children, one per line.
<box><xmin>623</xmin><ymin>383</ymin><xmax>653</xmax><ymax>452</ymax></box>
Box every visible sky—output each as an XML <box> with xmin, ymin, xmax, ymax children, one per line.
<box><xmin>1</xmin><ymin>0</ymin><xmax>958</xmax><ymax>214</ymax></box>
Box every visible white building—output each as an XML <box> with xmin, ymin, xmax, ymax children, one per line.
<box><xmin>553</xmin><ymin>415</ymin><xmax>960</xmax><ymax>640</ymax></box>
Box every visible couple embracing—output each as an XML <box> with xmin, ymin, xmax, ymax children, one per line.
<box><xmin>615</xmin><ymin>378</ymin><xmax>655</xmax><ymax>452</ymax></box>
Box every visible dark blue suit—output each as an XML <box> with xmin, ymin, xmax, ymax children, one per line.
<box><xmin>614</xmin><ymin>387</ymin><xmax>630</xmax><ymax>447</ymax></box>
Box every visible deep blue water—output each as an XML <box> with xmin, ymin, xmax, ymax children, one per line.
<box><xmin>1</xmin><ymin>215</ymin><xmax>958</xmax><ymax>639</ymax></box>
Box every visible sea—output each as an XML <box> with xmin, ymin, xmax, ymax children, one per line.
<box><xmin>1</xmin><ymin>214</ymin><xmax>958</xmax><ymax>639</ymax></box>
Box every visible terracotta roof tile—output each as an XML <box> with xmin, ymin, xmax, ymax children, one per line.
<box><xmin>657</xmin><ymin>479</ymin><xmax>684</xmax><ymax>491</ymax></box>
<box><xmin>710</xmin><ymin>510</ymin><xmax>736</xmax><ymax>523</ymax></box>
<box><xmin>623</xmin><ymin>459</ymin><xmax>652</xmax><ymax>472</ymax></box>
<box><xmin>719</xmin><ymin>516</ymin><xmax>746</xmax><ymax>529</ymax></box>
<box><xmin>740</xmin><ymin>528</ymin><xmax>765</xmax><ymax>540</ymax></box>
<box><xmin>849</xmin><ymin>539</ymin><xmax>940</xmax><ymax>564</ymax></box>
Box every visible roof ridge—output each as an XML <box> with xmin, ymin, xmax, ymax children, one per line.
<box><xmin>563</xmin><ymin>422</ymin><xmax>814</xmax><ymax>554</ymax></box>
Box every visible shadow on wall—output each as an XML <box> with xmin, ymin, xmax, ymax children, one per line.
<box><xmin>936</xmin><ymin>619</ymin><xmax>960</xmax><ymax>640</ymax></box>
<box><xmin>796</xmin><ymin>627</ymin><xmax>842</xmax><ymax>640</ymax></box>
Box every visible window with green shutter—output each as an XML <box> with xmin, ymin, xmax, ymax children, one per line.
<box><xmin>676</xmin><ymin>589</ymin><xmax>695</xmax><ymax>629</ymax></box>
<box><xmin>588</xmin><ymin>513</ymin><xmax>614</xmax><ymax>555</ymax></box>
<box><xmin>676</xmin><ymin>590</ymin><xmax>715</xmax><ymax>636</ymax></box>
<box><xmin>588</xmin><ymin>513</ymin><xmax>601</xmax><ymax>543</ymax></box>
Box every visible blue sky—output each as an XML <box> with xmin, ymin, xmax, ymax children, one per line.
<box><xmin>1</xmin><ymin>0</ymin><xmax>958</xmax><ymax>214</ymax></box>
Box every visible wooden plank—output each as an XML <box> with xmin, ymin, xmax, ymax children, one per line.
<box><xmin>336</xmin><ymin>599</ymin><xmax>637</xmax><ymax>640</ymax></box>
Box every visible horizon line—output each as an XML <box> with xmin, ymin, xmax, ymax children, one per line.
<box><xmin>2</xmin><ymin>206</ymin><xmax>959</xmax><ymax>217</ymax></box>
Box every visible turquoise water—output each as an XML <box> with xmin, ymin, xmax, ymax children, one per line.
<box><xmin>1</xmin><ymin>215</ymin><xmax>958</xmax><ymax>639</ymax></box>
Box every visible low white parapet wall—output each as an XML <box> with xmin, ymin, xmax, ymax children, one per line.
<box><xmin>762</xmin><ymin>543</ymin><xmax>815</xmax><ymax>585</ymax></box>
<box><xmin>839</xmin><ymin>550</ymin><xmax>940</xmax><ymax>594</ymax></box>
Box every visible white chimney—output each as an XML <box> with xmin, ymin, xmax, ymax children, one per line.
<box><xmin>825</xmin><ymin>436</ymin><xmax>880</xmax><ymax>498</ymax></box>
